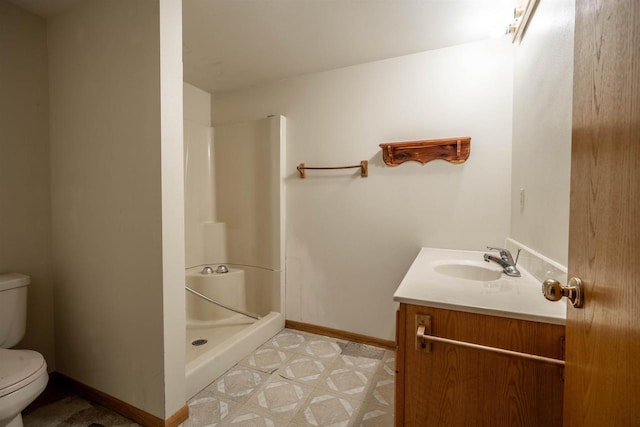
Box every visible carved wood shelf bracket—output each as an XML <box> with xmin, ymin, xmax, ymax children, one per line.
<box><xmin>379</xmin><ymin>137</ymin><xmax>471</xmax><ymax>167</ymax></box>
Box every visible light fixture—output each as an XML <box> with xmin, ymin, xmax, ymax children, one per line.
<box><xmin>508</xmin><ymin>0</ymin><xmax>539</xmax><ymax>43</ymax></box>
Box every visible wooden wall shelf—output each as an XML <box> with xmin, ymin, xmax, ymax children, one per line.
<box><xmin>379</xmin><ymin>137</ymin><xmax>471</xmax><ymax>166</ymax></box>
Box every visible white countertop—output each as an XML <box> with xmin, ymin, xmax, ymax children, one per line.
<box><xmin>393</xmin><ymin>248</ymin><xmax>566</xmax><ymax>325</ymax></box>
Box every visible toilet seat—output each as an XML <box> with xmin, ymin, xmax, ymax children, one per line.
<box><xmin>0</xmin><ymin>349</ymin><xmax>47</xmax><ymax>398</ymax></box>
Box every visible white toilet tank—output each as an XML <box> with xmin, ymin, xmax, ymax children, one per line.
<box><xmin>0</xmin><ymin>273</ymin><xmax>29</xmax><ymax>349</ymax></box>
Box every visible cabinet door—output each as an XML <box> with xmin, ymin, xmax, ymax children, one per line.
<box><xmin>401</xmin><ymin>304</ymin><xmax>564</xmax><ymax>426</ymax></box>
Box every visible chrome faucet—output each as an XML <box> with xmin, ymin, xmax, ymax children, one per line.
<box><xmin>483</xmin><ymin>246</ymin><xmax>521</xmax><ymax>277</ymax></box>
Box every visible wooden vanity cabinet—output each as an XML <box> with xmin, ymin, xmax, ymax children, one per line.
<box><xmin>395</xmin><ymin>303</ymin><xmax>565</xmax><ymax>426</ymax></box>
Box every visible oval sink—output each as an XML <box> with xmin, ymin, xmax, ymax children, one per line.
<box><xmin>433</xmin><ymin>263</ymin><xmax>502</xmax><ymax>281</ymax></box>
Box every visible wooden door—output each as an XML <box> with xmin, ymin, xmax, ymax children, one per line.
<box><xmin>565</xmin><ymin>0</ymin><xmax>640</xmax><ymax>425</ymax></box>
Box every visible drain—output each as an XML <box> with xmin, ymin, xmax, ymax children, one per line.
<box><xmin>192</xmin><ymin>339</ymin><xmax>208</xmax><ymax>346</ymax></box>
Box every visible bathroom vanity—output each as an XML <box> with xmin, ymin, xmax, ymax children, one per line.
<box><xmin>393</xmin><ymin>248</ymin><xmax>566</xmax><ymax>426</ymax></box>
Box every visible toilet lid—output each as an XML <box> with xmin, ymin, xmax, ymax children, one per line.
<box><xmin>0</xmin><ymin>349</ymin><xmax>47</xmax><ymax>398</ymax></box>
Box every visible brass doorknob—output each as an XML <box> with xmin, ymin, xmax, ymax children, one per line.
<box><xmin>542</xmin><ymin>277</ymin><xmax>584</xmax><ymax>308</ymax></box>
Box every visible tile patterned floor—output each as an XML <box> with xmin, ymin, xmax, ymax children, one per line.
<box><xmin>22</xmin><ymin>377</ymin><xmax>140</xmax><ymax>427</ymax></box>
<box><xmin>184</xmin><ymin>329</ymin><xmax>395</xmax><ymax>427</ymax></box>
<box><xmin>22</xmin><ymin>329</ymin><xmax>394</xmax><ymax>427</ymax></box>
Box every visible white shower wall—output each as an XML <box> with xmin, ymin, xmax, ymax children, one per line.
<box><xmin>183</xmin><ymin>82</ymin><xmax>285</xmax><ymax>315</ymax></box>
<box><xmin>214</xmin><ymin>118</ymin><xmax>286</xmax><ymax>315</ymax></box>
<box><xmin>184</xmin><ymin>83</ymin><xmax>226</xmax><ymax>267</ymax></box>
<box><xmin>184</xmin><ymin>119</ymin><xmax>227</xmax><ymax>267</ymax></box>
<box><xmin>184</xmin><ymin>123</ymin><xmax>214</xmax><ymax>223</ymax></box>
<box><xmin>215</xmin><ymin>119</ymin><xmax>283</xmax><ymax>270</ymax></box>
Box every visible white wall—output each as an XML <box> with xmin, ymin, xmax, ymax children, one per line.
<box><xmin>48</xmin><ymin>0</ymin><xmax>184</xmax><ymax>418</ymax></box>
<box><xmin>212</xmin><ymin>38</ymin><xmax>514</xmax><ymax>340</ymax></box>
<box><xmin>159</xmin><ymin>0</ymin><xmax>186</xmax><ymax>418</ymax></box>
<box><xmin>184</xmin><ymin>82</ymin><xmax>212</xmax><ymax>126</ymax></box>
<box><xmin>511</xmin><ymin>0</ymin><xmax>574</xmax><ymax>266</ymax></box>
<box><xmin>0</xmin><ymin>0</ymin><xmax>55</xmax><ymax>367</ymax></box>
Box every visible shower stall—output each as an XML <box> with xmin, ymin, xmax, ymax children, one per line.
<box><xmin>183</xmin><ymin>112</ymin><xmax>286</xmax><ymax>399</ymax></box>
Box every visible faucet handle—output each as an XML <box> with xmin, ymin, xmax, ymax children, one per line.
<box><xmin>486</xmin><ymin>246</ymin><xmax>507</xmax><ymax>253</ymax></box>
<box><xmin>485</xmin><ymin>246</ymin><xmax>521</xmax><ymax>265</ymax></box>
<box><xmin>486</xmin><ymin>247</ymin><xmax>507</xmax><ymax>261</ymax></box>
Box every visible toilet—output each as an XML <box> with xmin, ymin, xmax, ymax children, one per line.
<box><xmin>0</xmin><ymin>273</ymin><xmax>48</xmax><ymax>427</ymax></box>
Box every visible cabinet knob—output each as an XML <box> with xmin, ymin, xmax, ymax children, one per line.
<box><xmin>542</xmin><ymin>277</ymin><xmax>584</xmax><ymax>308</ymax></box>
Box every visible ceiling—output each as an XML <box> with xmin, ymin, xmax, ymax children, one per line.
<box><xmin>10</xmin><ymin>0</ymin><xmax>516</xmax><ymax>93</ymax></box>
<box><xmin>183</xmin><ymin>0</ymin><xmax>516</xmax><ymax>93</ymax></box>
